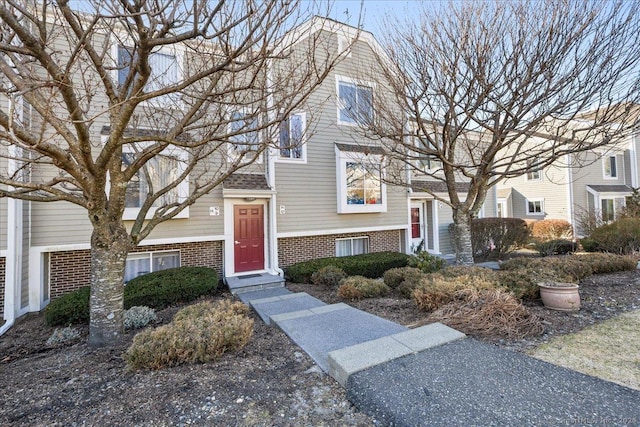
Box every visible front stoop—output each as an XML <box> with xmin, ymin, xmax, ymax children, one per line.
<box><xmin>225</xmin><ymin>273</ymin><xmax>285</xmax><ymax>295</ymax></box>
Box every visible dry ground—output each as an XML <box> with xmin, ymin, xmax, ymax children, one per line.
<box><xmin>1</xmin><ymin>270</ymin><xmax>639</xmax><ymax>426</ymax></box>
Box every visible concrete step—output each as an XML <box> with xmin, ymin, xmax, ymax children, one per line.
<box><xmin>226</xmin><ymin>273</ymin><xmax>285</xmax><ymax>295</ymax></box>
<box><xmin>327</xmin><ymin>323</ymin><xmax>466</xmax><ymax>386</ymax></box>
<box><xmin>235</xmin><ymin>287</ymin><xmax>293</xmax><ymax>304</ymax></box>
<box><xmin>271</xmin><ymin>304</ymin><xmax>408</xmax><ymax>372</ymax></box>
<box><xmin>249</xmin><ymin>292</ymin><xmax>326</xmax><ymax>325</ymax></box>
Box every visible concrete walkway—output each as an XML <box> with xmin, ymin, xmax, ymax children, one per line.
<box><xmin>238</xmin><ymin>286</ymin><xmax>640</xmax><ymax>426</ymax></box>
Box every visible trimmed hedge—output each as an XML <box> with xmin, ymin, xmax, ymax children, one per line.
<box><xmin>285</xmin><ymin>251</ymin><xmax>411</xmax><ymax>284</ymax></box>
<box><xmin>530</xmin><ymin>219</ymin><xmax>573</xmax><ymax>241</ymax></box>
<box><xmin>45</xmin><ymin>267</ymin><xmax>218</xmax><ymax>326</ymax></box>
<box><xmin>337</xmin><ymin>276</ymin><xmax>390</xmax><ymax>300</ymax></box>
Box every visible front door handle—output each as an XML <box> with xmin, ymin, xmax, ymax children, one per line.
<box><xmin>234</xmin><ymin>240</ymin><xmax>240</xmax><ymax>244</ymax></box>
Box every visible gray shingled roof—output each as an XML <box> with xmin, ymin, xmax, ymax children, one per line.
<box><xmin>411</xmin><ymin>180</ymin><xmax>470</xmax><ymax>193</ymax></box>
<box><xmin>587</xmin><ymin>184</ymin><xmax>633</xmax><ymax>193</ymax></box>
<box><xmin>223</xmin><ymin>173</ymin><xmax>270</xmax><ymax>190</ymax></box>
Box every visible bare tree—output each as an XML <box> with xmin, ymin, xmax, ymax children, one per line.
<box><xmin>0</xmin><ymin>0</ymin><xmax>343</xmax><ymax>346</ymax></box>
<box><xmin>361</xmin><ymin>0</ymin><xmax>640</xmax><ymax>264</ymax></box>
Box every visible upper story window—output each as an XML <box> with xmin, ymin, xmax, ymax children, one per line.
<box><xmin>278</xmin><ymin>112</ymin><xmax>306</xmax><ymax>161</ymax></box>
<box><xmin>117</xmin><ymin>45</ymin><xmax>179</xmax><ymax>103</ymax></box>
<box><xmin>526</xmin><ymin>160</ymin><xmax>542</xmax><ymax>181</ymax></box>
<box><xmin>336</xmin><ymin>146</ymin><xmax>387</xmax><ymax>214</ymax></box>
<box><xmin>526</xmin><ymin>198</ymin><xmax>544</xmax><ymax>216</ymax></box>
<box><xmin>414</xmin><ymin>134</ymin><xmax>441</xmax><ymax>172</ymax></box>
<box><xmin>337</xmin><ymin>76</ymin><xmax>373</xmax><ymax>126</ymax></box>
<box><xmin>228</xmin><ymin>111</ymin><xmax>260</xmax><ymax>161</ymax></box>
<box><xmin>121</xmin><ymin>144</ymin><xmax>188</xmax><ymax>220</ymax></box>
<box><xmin>603</xmin><ymin>155</ymin><xmax>617</xmax><ymax>179</ymax></box>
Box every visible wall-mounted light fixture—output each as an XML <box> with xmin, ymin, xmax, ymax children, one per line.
<box><xmin>244</xmin><ymin>197</ymin><xmax>256</xmax><ymax>202</ymax></box>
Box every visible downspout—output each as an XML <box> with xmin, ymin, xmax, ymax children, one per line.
<box><xmin>265</xmin><ymin>59</ymin><xmax>283</xmax><ymax>277</ymax></box>
<box><xmin>630</xmin><ymin>133</ymin><xmax>638</xmax><ymax>188</ymax></box>
<box><xmin>566</xmin><ymin>154</ymin><xmax>575</xmax><ymax>234</ymax></box>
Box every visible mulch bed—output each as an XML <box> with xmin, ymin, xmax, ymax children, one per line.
<box><xmin>1</xmin><ymin>271</ymin><xmax>638</xmax><ymax>426</ymax></box>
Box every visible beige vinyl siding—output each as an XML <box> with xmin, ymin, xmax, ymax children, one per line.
<box><xmin>275</xmin><ymin>31</ymin><xmax>407</xmax><ymax>234</ymax></box>
<box><xmin>500</xmin><ymin>160</ymin><xmax>571</xmax><ymax>221</ymax></box>
<box><xmin>570</xmin><ymin>151</ymin><xmax>626</xmax><ymax>216</ymax></box>
<box><xmin>437</xmin><ymin>203</ymin><xmax>454</xmax><ymax>255</ymax></box>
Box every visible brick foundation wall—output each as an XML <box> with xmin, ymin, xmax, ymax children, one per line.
<box><xmin>49</xmin><ymin>240</ymin><xmax>224</xmax><ymax>300</ymax></box>
<box><xmin>278</xmin><ymin>229</ymin><xmax>401</xmax><ymax>267</ymax></box>
<box><xmin>0</xmin><ymin>257</ymin><xmax>5</xmax><ymax>319</ymax></box>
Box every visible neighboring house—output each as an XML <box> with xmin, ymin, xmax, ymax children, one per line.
<box><xmin>0</xmin><ymin>16</ymin><xmax>493</xmax><ymax>331</ymax></box>
<box><xmin>497</xmin><ymin>132</ymin><xmax>639</xmax><ymax>235</ymax></box>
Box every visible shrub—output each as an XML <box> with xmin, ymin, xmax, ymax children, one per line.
<box><xmin>124</xmin><ymin>306</ymin><xmax>157</xmax><ymax>330</ymax></box>
<box><xmin>311</xmin><ymin>266</ymin><xmax>347</xmax><ymax>288</ymax></box>
<box><xmin>470</xmin><ymin>218</ymin><xmax>530</xmax><ymax>261</ymax></box>
<box><xmin>337</xmin><ymin>276</ymin><xmax>390</xmax><ymax>300</ymax></box>
<box><xmin>496</xmin><ymin>269</ymin><xmax>540</xmax><ymax>300</ymax></box>
<box><xmin>580</xmin><ymin>237</ymin><xmax>600</xmax><ymax>252</ymax></box>
<box><xmin>45</xmin><ymin>286</ymin><xmax>91</xmax><ymax>326</ymax></box>
<box><xmin>125</xmin><ymin>300</ymin><xmax>253</xmax><ymax>370</ymax></box>
<box><xmin>412</xmin><ymin>272</ymin><xmax>499</xmax><ymax>312</ymax></box>
<box><xmin>574</xmin><ymin>253</ymin><xmax>637</xmax><ymax>274</ymax></box>
<box><xmin>583</xmin><ymin>218</ymin><xmax>640</xmax><ymax>255</ymax></box>
<box><xmin>530</xmin><ymin>219</ymin><xmax>573</xmax><ymax>241</ymax></box>
<box><xmin>46</xmin><ymin>326</ymin><xmax>81</xmax><ymax>346</ymax></box>
<box><xmin>383</xmin><ymin>267</ymin><xmax>424</xmax><ymax>289</ymax></box>
<box><xmin>45</xmin><ymin>266</ymin><xmax>218</xmax><ymax>326</ymax></box>
<box><xmin>125</xmin><ymin>267</ymin><xmax>218</xmax><ymax>310</ymax></box>
<box><xmin>429</xmin><ymin>289</ymin><xmax>544</xmax><ymax>339</ymax></box>
<box><xmin>408</xmin><ymin>251</ymin><xmax>446</xmax><ymax>273</ymax></box>
<box><xmin>285</xmin><ymin>251</ymin><xmax>411</xmax><ymax>284</ymax></box>
<box><xmin>500</xmin><ymin>257</ymin><xmax>592</xmax><ymax>283</ymax></box>
<box><xmin>535</xmin><ymin>239</ymin><xmax>577</xmax><ymax>257</ymax></box>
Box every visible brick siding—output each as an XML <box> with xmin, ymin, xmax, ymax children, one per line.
<box><xmin>0</xmin><ymin>257</ymin><xmax>5</xmax><ymax>319</ymax></box>
<box><xmin>49</xmin><ymin>240</ymin><xmax>223</xmax><ymax>301</ymax></box>
<box><xmin>278</xmin><ymin>229</ymin><xmax>401</xmax><ymax>267</ymax></box>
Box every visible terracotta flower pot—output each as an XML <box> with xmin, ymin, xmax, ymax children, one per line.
<box><xmin>538</xmin><ymin>282</ymin><xmax>580</xmax><ymax>312</ymax></box>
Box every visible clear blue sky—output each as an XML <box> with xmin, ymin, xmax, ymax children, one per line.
<box><xmin>326</xmin><ymin>0</ymin><xmax>426</xmax><ymax>39</ymax></box>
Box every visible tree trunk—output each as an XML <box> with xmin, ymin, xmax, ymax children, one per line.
<box><xmin>88</xmin><ymin>219</ymin><xmax>130</xmax><ymax>347</ymax></box>
<box><xmin>452</xmin><ymin>210</ymin><xmax>474</xmax><ymax>265</ymax></box>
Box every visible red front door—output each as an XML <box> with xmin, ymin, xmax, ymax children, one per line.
<box><xmin>234</xmin><ymin>205</ymin><xmax>265</xmax><ymax>273</ymax></box>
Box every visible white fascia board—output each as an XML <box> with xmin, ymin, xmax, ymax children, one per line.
<box><xmin>277</xmin><ymin>224</ymin><xmax>406</xmax><ymax>239</ymax></box>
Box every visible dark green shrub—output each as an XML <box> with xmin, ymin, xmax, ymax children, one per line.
<box><xmin>574</xmin><ymin>253</ymin><xmax>637</xmax><ymax>274</ymax></box>
<box><xmin>285</xmin><ymin>251</ymin><xmax>411</xmax><ymax>284</ymax></box>
<box><xmin>408</xmin><ymin>251</ymin><xmax>446</xmax><ymax>273</ymax></box>
<box><xmin>125</xmin><ymin>300</ymin><xmax>253</xmax><ymax>370</ymax></box>
<box><xmin>125</xmin><ymin>267</ymin><xmax>218</xmax><ymax>310</ymax></box>
<box><xmin>311</xmin><ymin>266</ymin><xmax>347</xmax><ymax>288</ymax></box>
<box><xmin>535</xmin><ymin>239</ymin><xmax>577</xmax><ymax>257</ymax></box>
<box><xmin>584</xmin><ymin>218</ymin><xmax>640</xmax><ymax>255</ymax></box>
<box><xmin>580</xmin><ymin>237</ymin><xmax>600</xmax><ymax>252</ymax></box>
<box><xmin>496</xmin><ymin>269</ymin><xmax>540</xmax><ymax>300</ymax></box>
<box><xmin>337</xmin><ymin>276</ymin><xmax>390</xmax><ymax>300</ymax></box>
<box><xmin>44</xmin><ymin>286</ymin><xmax>91</xmax><ymax>326</ymax></box>
<box><xmin>530</xmin><ymin>219</ymin><xmax>573</xmax><ymax>241</ymax></box>
<box><xmin>45</xmin><ymin>267</ymin><xmax>218</xmax><ymax>326</ymax></box>
<box><xmin>470</xmin><ymin>217</ymin><xmax>530</xmax><ymax>261</ymax></box>
<box><xmin>383</xmin><ymin>267</ymin><xmax>424</xmax><ymax>289</ymax></box>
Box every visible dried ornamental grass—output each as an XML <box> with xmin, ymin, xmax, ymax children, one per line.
<box><xmin>125</xmin><ymin>300</ymin><xmax>253</xmax><ymax>370</ymax></box>
<box><xmin>429</xmin><ymin>289</ymin><xmax>544</xmax><ymax>339</ymax></box>
<box><xmin>337</xmin><ymin>276</ymin><xmax>390</xmax><ymax>300</ymax></box>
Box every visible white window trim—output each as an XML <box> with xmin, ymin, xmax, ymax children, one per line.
<box><xmin>111</xmin><ymin>39</ymin><xmax>184</xmax><ymax>109</ymax></box>
<box><xmin>103</xmin><ymin>135</ymin><xmax>190</xmax><ymax>221</ymax></box>
<box><xmin>276</xmin><ymin>112</ymin><xmax>307</xmax><ymax>163</ymax></box>
<box><xmin>226</xmin><ymin>108</ymin><xmax>264</xmax><ymax>165</ymax></box>
<box><xmin>600</xmin><ymin>197</ymin><xmax>617</xmax><ymax>222</ymax></box>
<box><xmin>413</xmin><ymin>135</ymin><xmax>441</xmax><ymax>174</ymax></box>
<box><xmin>336</xmin><ymin>147</ymin><xmax>387</xmax><ymax>214</ymax></box>
<box><xmin>125</xmin><ymin>249</ymin><xmax>181</xmax><ymax>282</ymax></box>
<box><xmin>335</xmin><ymin>236</ymin><xmax>370</xmax><ymax>257</ymax></box>
<box><xmin>602</xmin><ymin>154</ymin><xmax>618</xmax><ymax>180</ymax></box>
<box><xmin>525</xmin><ymin>198</ymin><xmax>544</xmax><ymax>216</ymax></box>
<box><xmin>335</xmin><ymin>75</ymin><xmax>375</xmax><ymax>127</ymax></box>
<box><xmin>525</xmin><ymin>169</ymin><xmax>542</xmax><ymax>182</ymax></box>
